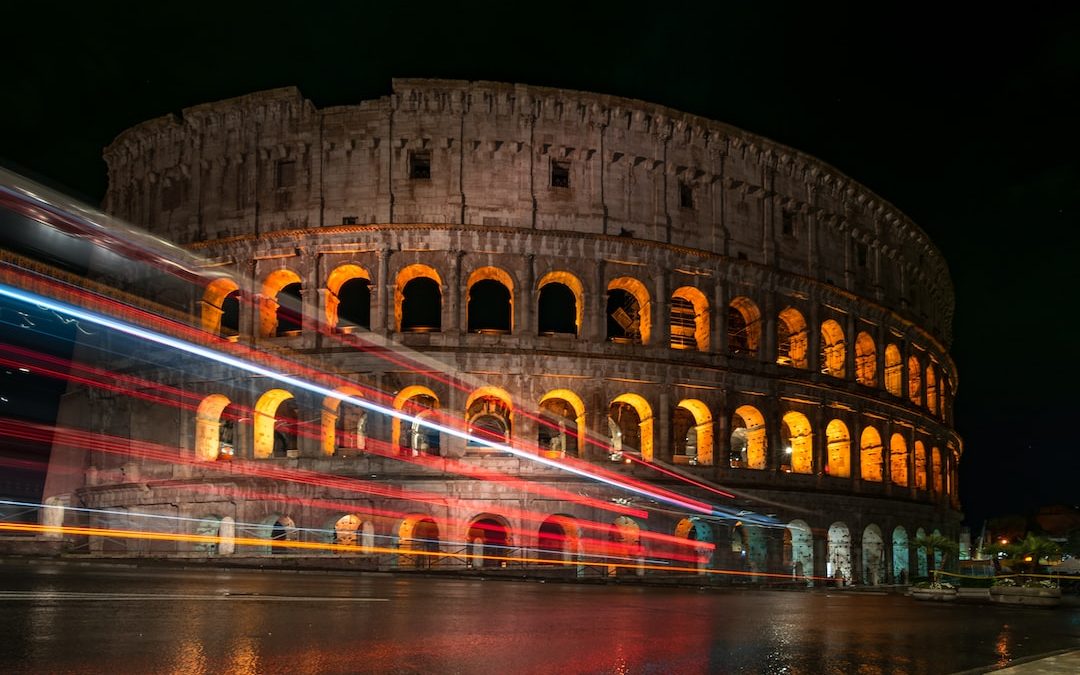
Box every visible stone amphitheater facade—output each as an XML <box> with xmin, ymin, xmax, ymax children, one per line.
<box><xmin>48</xmin><ymin>79</ymin><xmax>962</xmax><ymax>583</ymax></box>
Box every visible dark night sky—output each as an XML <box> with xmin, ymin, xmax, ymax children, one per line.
<box><xmin>2</xmin><ymin>2</ymin><xmax>1078</xmax><ymax>526</ymax></box>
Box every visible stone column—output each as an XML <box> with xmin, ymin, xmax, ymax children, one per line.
<box><xmin>845</xmin><ymin>312</ymin><xmax>857</xmax><ymax>382</ymax></box>
<box><xmin>807</xmin><ymin>296</ymin><xmax>821</xmax><ymax>377</ymax></box>
<box><xmin>656</xmin><ymin>390</ymin><xmax>671</xmax><ymax>462</ymax></box>
<box><xmin>713</xmin><ymin>277</ymin><xmax>728</xmax><ymax>355</ymax></box>
<box><xmin>520</xmin><ymin>254</ymin><xmax>535</xmax><ymax>337</ymax></box>
<box><xmin>447</xmin><ymin>250</ymin><xmax>463</xmax><ymax>334</ymax></box>
<box><xmin>374</xmin><ymin>247</ymin><xmax>392</xmax><ymax>335</ymax></box>
<box><xmin>653</xmin><ymin>267</ymin><xmax>669</xmax><ymax>349</ymax></box>
<box><xmin>589</xmin><ymin>259</ymin><xmax>607</xmax><ymax>343</ymax></box>
<box><xmin>760</xmin><ymin>290</ymin><xmax>776</xmax><ymax>364</ymax></box>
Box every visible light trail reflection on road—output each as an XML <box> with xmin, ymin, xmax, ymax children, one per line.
<box><xmin>0</xmin><ymin>561</ymin><xmax>1077</xmax><ymax>674</ymax></box>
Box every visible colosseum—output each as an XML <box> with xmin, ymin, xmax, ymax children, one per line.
<box><xmin>39</xmin><ymin>79</ymin><xmax>961</xmax><ymax>584</ymax></box>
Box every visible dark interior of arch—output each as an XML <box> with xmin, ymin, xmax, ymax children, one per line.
<box><xmin>538</xmin><ymin>283</ymin><xmax>577</xmax><ymax>335</ymax></box>
<box><xmin>467</xmin><ymin>279</ymin><xmax>511</xmax><ymax>333</ymax></box>
<box><xmin>337</xmin><ymin>278</ymin><xmax>370</xmax><ymax>329</ymax></box>
<box><xmin>220</xmin><ymin>290</ymin><xmax>240</xmax><ymax>336</ymax></box>
<box><xmin>401</xmin><ymin>277</ymin><xmax>441</xmax><ymax>332</ymax></box>
<box><xmin>728</xmin><ymin>306</ymin><xmax>750</xmax><ymax>354</ymax></box>
<box><xmin>606</xmin><ymin>289</ymin><xmax>640</xmax><ymax>341</ymax></box>
<box><xmin>275</xmin><ymin>283</ymin><xmax>303</xmax><ymax>335</ymax></box>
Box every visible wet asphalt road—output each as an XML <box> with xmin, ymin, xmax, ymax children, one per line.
<box><xmin>0</xmin><ymin>560</ymin><xmax>1077</xmax><ymax>674</ymax></box>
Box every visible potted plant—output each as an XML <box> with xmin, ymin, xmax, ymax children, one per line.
<box><xmin>989</xmin><ymin>575</ymin><xmax>1061</xmax><ymax>607</ymax></box>
<box><xmin>910</xmin><ymin>577</ymin><xmax>957</xmax><ymax>601</ymax></box>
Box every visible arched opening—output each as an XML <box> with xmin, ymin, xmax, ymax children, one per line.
<box><xmin>538</xmin><ymin>391</ymin><xmax>583</xmax><ymax>458</ymax></box>
<box><xmin>201</xmin><ymin>278</ymin><xmax>240</xmax><ymax>338</ymax></box>
<box><xmin>537</xmin><ymin>515</ymin><xmax>578</xmax><ymax>564</ymax></box>
<box><xmin>862</xmin><ymin>524</ymin><xmax>885</xmax><ymax>585</ymax></box>
<box><xmin>786</xmin><ymin>520</ymin><xmax>814</xmax><ymax>583</ymax></box>
<box><xmin>728</xmin><ymin>296</ymin><xmax>761</xmax><ymax>357</ymax></box>
<box><xmin>396</xmin><ymin>264</ymin><xmax>443</xmax><ymax>333</ymax></box>
<box><xmin>860</xmin><ymin>426</ymin><xmax>883</xmax><ymax>482</ymax></box>
<box><xmin>254</xmin><ymin>389</ymin><xmax>299</xmax><ymax>459</ymax></box>
<box><xmin>885</xmin><ymin>344</ymin><xmax>902</xmax><ymax>396</ymax></box>
<box><xmin>925</xmin><ymin>365</ymin><xmax>938</xmax><ymax>414</ymax></box>
<box><xmin>820</xmin><ymin>319</ymin><xmax>846</xmax><ymax>378</ymax></box>
<box><xmin>606</xmin><ymin>277</ymin><xmax>651</xmax><ymax>344</ymax></box>
<box><xmin>914</xmin><ymin>440</ymin><xmax>927</xmax><ymax>490</ymax></box>
<box><xmin>322</xmin><ymin>385</ymin><xmax>368</xmax><ymax>456</ymax></box>
<box><xmin>467</xmin><ymin>516</ymin><xmax>512</xmax><ymax>568</ymax></box>
<box><xmin>399</xmin><ymin>515</ymin><xmax>440</xmax><ymax>569</ymax></box>
<box><xmin>893</xmin><ymin>526</ymin><xmax>910</xmax><ymax>583</ymax></box>
<box><xmin>265</xmin><ymin>515</ymin><xmax>297</xmax><ymax>555</ymax></box>
<box><xmin>827</xmin><ymin>522</ymin><xmax>852</xmax><ymax>585</ymax></box>
<box><xmin>890</xmin><ymin>433</ymin><xmax>909</xmax><ymax>487</ymax></box>
<box><xmin>777</xmin><ymin>307</ymin><xmax>808</xmax><ymax>368</ymax></box>
<box><xmin>334</xmin><ymin>514</ymin><xmax>361</xmax><ymax>548</ymax></box>
<box><xmin>195</xmin><ymin>394</ymin><xmax>238</xmax><ymax>461</ymax></box>
<box><xmin>260</xmin><ymin>269</ymin><xmax>302</xmax><ymax>338</ymax></box>
<box><xmin>393</xmin><ymin>387</ymin><xmax>441</xmax><ymax>456</ymax></box>
<box><xmin>780</xmin><ymin>411</ymin><xmax>813</xmax><ymax>474</ymax></box>
<box><xmin>670</xmin><ymin>286</ymin><xmax>709</xmax><ymax>351</ymax></box>
<box><xmin>467</xmin><ymin>267</ymin><xmax>514</xmax><ymax>334</ymax></box>
<box><xmin>825</xmin><ymin>419</ymin><xmax>850</xmax><ymax>478</ymax></box>
<box><xmin>672</xmin><ymin>399</ymin><xmax>713</xmax><ymax>466</ymax></box>
<box><xmin>932</xmin><ymin>447</ymin><xmax>943</xmax><ymax>494</ymax></box>
<box><xmin>326</xmin><ymin>264</ymin><xmax>371</xmax><ymax>331</ymax></box>
<box><xmin>192</xmin><ymin>515</ymin><xmax>222</xmax><ymax>555</ymax></box>
<box><xmin>465</xmin><ymin>387</ymin><xmax>513</xmax><ymax>453</ymax></box>
<box><xmin>609</xmin><ymin>393</ymin><xmax>653</xmax><ymax>461</ymax></box>
<box><xmin>537</xmin><ymin>283</ymin><xmax>577</xmax><ymax>335</ymax></box>
<box><xmin>675</xmin><ymin>517</ymin><xmax>714</xmax><ymax>570</ymax></box>
<box><xmin>730</xmin><ymin>405</ymin><xmax>767</xmax><ymax>469</ymax></box>
<box><xmin>609</xmin><ymin>516</ymin><xmax>643</xmax><ymax>576</ymax></box>
<box><xmin>915</xmin><ymin>527</ymin><xmax>929</xmax><ymax>577</ymax></box>
<box><xmin>908</xmin><ymin>354</ymin><xmax>922</xmax><ymax>405</ymax></box>
<box><xmin>855</xmin><ymin>331</ymin><xmax>877</xmax><ymax>387</ymax></box>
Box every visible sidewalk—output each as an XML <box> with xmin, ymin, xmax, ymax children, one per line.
<box><xmin>964</xmin><ymin>649</ymin><xmax>1080</xmax><ymax>674</ymax></box>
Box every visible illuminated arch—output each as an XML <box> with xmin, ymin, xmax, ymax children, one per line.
<box><xmin>674</xmin><ymin>517</ymin><xmax>714</xmax><ymax>570</ymax></box>
<box><xmin>820</xmin><ymin>319</ymin><xmax>846</xmax><ymax>378</ymax></box>
<box><xmin>609</xmin><ymin>515</ymin><xmax>644</xmax><ymax>576</ymax></box>
<box><xmin>780</xmin><ymin>411</ymin><xmax>813</xmax><ymax>474</ymax></box>
<box><xmin>325</xmin><ymin>263</ymin><xmax>371</xmax><ymax>330</ymax></box>
<box><xmin>333</xmin><ymin>514</ymin><xmax>362</xmax><ymax>547</ymax></box>
<box><xmin>201</xmin><ymin>278</ymin><xmax>240</xmax><ymax>337</ymax></box>
<box><xmin>786</xmin><ymin>520</ymin><xmax>814</xmax><ymax>583</ymax></box>
<box><xmin>670</xmin><ymin>286</ymin><xmax>710</xmax><ymax>351</ymax></box>
<box><xmin>467</xmin><ymin>266</ymin><xmax>515</xmax><ymax>334</ymax></box>
<box><xmin>398</xmin><ymin>514</ymin><xmax>440</xmax><ymax>569</ymax></box>
<box><xmin>322</xmin><ymin>385</ymin><xmax>367</xmax><ymax>456</ymax></box>
<box><xmin>253</xmin><ymin>389</ymin><xmax>296</xmax><ymax>459</ymax></box>
<box><xmin>907</xmin><ymin>354</ymin><xmax>922</xmax><ymax>405</ymax></box>
<box><xmin>914</xmin><ymin>440</ymin><xmax>928</xmax><ymax>490</ymax></box>
<box><xmin>395</xmin><ymin>264</ymin><xmax>443</xmax><ymax>332</ymax></box>
<box><xmin>610</xmin><ymin>393</ymin><xmax>654</xmax><ymax>461</ymax></box>
<box><xmin>674</xmin><ymin>398</ymin><xmax>713</xmax><ymax>466</ymax></box>
<box><xmin>890</xmin><ymin>433</ymin><xmax>909</xmax><ymax>487</ymax></box>
<box><xmin>538</xmin><ymin>514</ymin><xmax>581</xmax><ymax>563</ymax></box>
<box><xmin>777</xmin><ymin>307</ymin><xmax>808</xmax><ymax>368</ymax></box>
<box><xmin>466</xmin><ymin>513</ymin><xmax>513</xmax><ymax>568</ymax></box>
<box><xmin>391</xmin><ymin>386</ymin><xmax>440</xmax><ymax>452</ymax></box>
<box><xmin>892</xmin><ymin>526</ymin><xmax>910</xmax><ymax>582</ymax></box>
<box><xmin>728</xmin><ymin>296</ymin><xmax>761</xmax><ymax>357</ymax></box>
<box><xmin>195</xmin><ymin>394</ymin><xmax>232</xmax><ymax>461</ymax></box>
<box><xmin>932</xmin><ymin>447</ymin><xmax>943</xmax><ymax>493</ymax></box>
<box><xmin>465</xmin><ymin>386</ymin><xmax>514</xmax><ymax>451</ymax></box>
<box><xmin>855</xmin><ymin>331</ymin><xmax>877</xmax><ymax>387</ymax></box>
<box><xmin>860</xmin><ymin>425</ymin><xmax>883</xmax><ymax>482</ymax></box>
<box><xmin>539</xmin><ymin>389</ymin><xmax>586</xmax><ymax>458</ymax></box>
<box><xmin>826</xmin><ymin>419</ymin><xmax>851</xmax><ymax>478</ymax></box>
<box><xmin>607</xmin><ymin>277</ymin><xmax>652</xmax><ymax>344</ymax></box>
<box><xmin>537</xmin><ymin>270</ymin><xmax>584</xmax><ymax>336</ymax></box>
<box><xmin>884</xmin><ymin>344</ymin><xmax>902</xmax><ymax>396</ymax></box>
<box><xmin>260</xmin><ymin>268</ymin><xmax>303</xmax><ymax>338</ymax></box>
<box><xmin>731</xmin><ymin>405</ymin><xmax>767</xmax><ymax>470</ymax></box>
<box><xmin>925</xmin><ymin>365</ymin><xmax>938</xmax><ymax>414</ymax></box>
<box><xmin>862</xmin><ymin>524</ymin><xmax>885</xmax><ymax>585</ymax></box>
<box><xmin>262</xmin><ymin>514</ymin><xmax>298</xmax><ymax>555</ymax></box>
<box><xmin>827</xmin><ymin>522</ymin><xmax>853</xmax><ymax>585</ymax></box>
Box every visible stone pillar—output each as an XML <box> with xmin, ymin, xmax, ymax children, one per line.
<box><xmin>713</xmin><ymin>277</ymin><xmax>728</xmax><ymax>355</ymax></box>
<box><xmin>587</xmin><ymin>385</ymin><xmax>608</xmax><ymax>461</ymax></box>
<box><xmin>519</xmin><ymin>254</ymin><xmax>535</xmax><ymax>337</ymax></box>
<box><xmin>712</xmin><ymin>395</ymin><xmax>729</xmax><ymax>480</ymax></box>
<box><xmin>240</xmin><ymin>260</ymin><xmax>258</xmax><ymax>340</ymax></box>
<box><xmin>656</xmin><ymin>390</ymin><xmax>671</xmax><ymax>462</ymax></box>
<box><xmin>807</xmin><ymin>297</ymin><xmax>821</xmax><ymax>376</ymax></box>
<box><xmin>875</xmin><ymin>323</ymin><xmax>888</xmax><ymax>392</ymax></box>
<box><xmin>849</xmin><ymin>407</ymin><xmax>862</xmax><ymax>487</ymax></box>
<box><xmin>447</xmin><ymin>250</ymin><xmax>463</xmax><ymax>334</ymax></box>
<box><xmin>845</xmin><ymin>312</ymin><xmax>857</xmax><ymax>382</ymax></box>
<box><xmin>760</xmin><ymin>290</ymin><xmax>776</xmax><ymax>364</ymax></box>
<box><xmin>653</xmin><ymin>268</ymin><xmax>669</xmax><ymax>349</ymax></box>
<box><xmin>374</xmin><ymin>247</ymin><xmax>392</xmax><ymax>335</ymax></box>
<box><xmin>589</xmin><ymin>259</ymin><xmax>607</xmax><ymax>343</ymax></box>
<box><xmin>444</xmin><ymin>377</ymin><xmax>466</xmax><ymax>458</ymax></box>
<box><xmin>812</xmin><ymin>533</ymin><xmax>828</xmax><ymax>586</ymax></box>
<box><xmin>813</xmin><ymin>405</ymin><xmax>827</xmax><ymax>477</ymax></box>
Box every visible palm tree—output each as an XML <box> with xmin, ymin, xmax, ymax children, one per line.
<box><xmin>915</xmin><ymin>532</ymin><xmax>959</xmax><ymax>576</ymax></box>
<box><xmin>987</xmin><ymin>532</ymin><xmax>1061</xmax><ymax>574</ymax></box>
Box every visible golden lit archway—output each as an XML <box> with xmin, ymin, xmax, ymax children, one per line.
<box><xmin>465</xmin><ymin>386</ymin><xmax>514</xmax><ymax>450</ymax></box>
<box><xmin>392</xmin><ymin>386</ymin><xmax>440</xmax><ymax>451</ymax></box>
<box><xmin>322</xmin><ymin>385</ymin><xmax>367</xmax><ymax>456</ymax></box>
<box><xmin>610</xmin><ymin>393</ymin><xmax>654</xmax><ymax>461</ymax></box>
<box><xmin>201</xmin><ymin>278</ymin><xmax>240</xmax><ymax>337</ymax></box>
<box><xmin>890</xmin><ymin>433</ymin><xmax>909</xmax><ymax>487</ymax></box>
<box><xmin>537</xmin><ymin>270</ymin><xmax>584</xmax><ymax>335</ymax></box>
<box><xmin>467</xmin><ymin>266</ymin><xmax>515</xmax><ymax>334</ymax></box>
<box><xmin>855</xmin><ymin>331</ymin><xmax>877</xmax><ymax>387</ymax></box>
<box><xmin>539</xmin><ymin>389</ymin><xmax>586</xmax><ymax>457</ymax></box>
<box><xmin>195</xmin><ymin>394</ymin><xmax>231</xmax><ymax>461</ymax></box>
<box><xmin>253</xmin><ymin>388</ymin><xmax>295</xmax><ymax>459</ymax></box>
<box><xmin>325</xmin><ymin>263</ymin><xmax>371</xmax><ymax>329</ymax></box>
<box><xmin>607</xmin><ymin>277</ymin><xmax>652</xmax><ymax>344</ymax></box>
<box><xmin>398</xmin><ymin>514</ymin><xmax>440</xmax><ymax>568</ymax></box>
<box><xmin>914</xmin><ymin>440</ymin><xmax>927</xmax><ymax>490</ymax></box>
<box><xmin>670</xmin><ymin>286</ymin><xmax>710</xmax><ymax>351</ymax></box>
<box><xmin>885</xmin><ymin>344</ymin><xmax>902</xmax><ymax>396</ymax></box>
<box><xmin>731</xmin><ymin>405</ymin><xmax>767</xmax><ymax>469</ymax></box>
<box><xmin>925</xmin><ymin>365</ymin><xmax>938</xmax><ymax>414</ymax></box>
<box><xmin>907</xmin><ymin>354</ymin><xmax>922</xmax><ymax>405</ymax></box>
<box><xmin>728</xmin><ymin>296</ymin><xmax>761</xmax><ymax>356</ymax></box>
<box><xmin>395</xmin><ymin>264</ymin><xmax>442</xmax><ymax>332</ymax></box>
<box><xmin>777</xmin><ymin>307</ymin><xmax>808</xmax><ymax>368</ymax></box>
<box><xmin>538</xmin><ymin>514</ymin><xmax>580</xmax><ymax>563</ymax></box>
<box><xmin>860</xmin><ymin>426</ymin><xmax>883</xmax><ymax>482</ymax></box>
<box><xmin>781</xmin><ymin>411</ymin><xmax>813</xmax><ymax>474</ymax></box>
<box><xmin>260</xmin><ymin>269</ymin><xmax>302</xmax><ymax>338</ymax></box>
<box><xmin>932</xmin><ymin>447</ymin><xmax>943</xmax><ymax>493</ymax></box>
<box><xmin>675</xmin><ymin>398</ymin><xmax>713</xmax><ymax>465</ymax></box>
<box><xmin>826</xmin><ymin>419</ymin><xmax>851</xmax><ymax>478</ymax></box>
<box><xmin>820</xmin><ymin>319</ymin><xmax>846</xmax><ymax>378</ymax></box>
